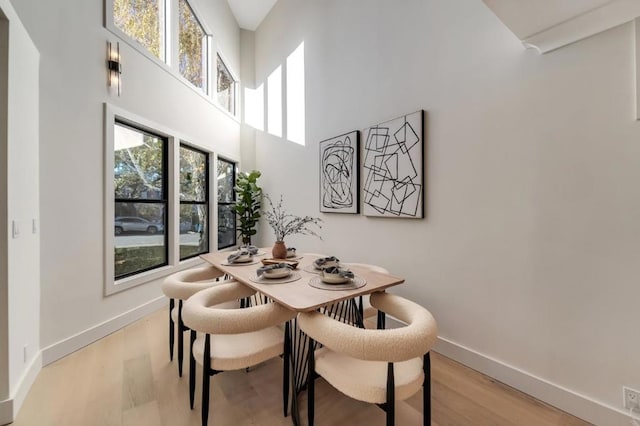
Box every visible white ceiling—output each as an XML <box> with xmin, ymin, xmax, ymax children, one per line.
<box><xmin>226</xmin><ymin>0</ymin><xmax>278</xmax><ymax>31</ymax></box>
<box><xmin>483</xmin><ymin>0</ymin><xmax>640</xmax><ymax>53</ymax></box>
<box><xmin>483</xmin><ymin>0</ymin><xmax>615</xmax><ymax>38</ymax></box>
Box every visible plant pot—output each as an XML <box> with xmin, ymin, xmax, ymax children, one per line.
<box><xmin>272</xmin><ymin>241</ymin><xmax>287</xmax><ymax>259</ymax></box>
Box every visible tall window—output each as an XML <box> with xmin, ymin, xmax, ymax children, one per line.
<box><xmin>217</xmin><ymin>158</ymin><xmax>236</xmax><ymax>249</ymax></box>
<box><xmin>113</xmin><ymin>0</ymin><xmax>165</xmax><ymax>61</ymax></box>
<box><xmin>178</xmin><ymin>0</ymin><xmax>207</xmax><ymax>91</ymax></box>
<box><xmin>113</xmin><ymin>122</ymin><xmax>168</xmax><ymax>279</ymax></box>
<box><xmin>179</xmin><ymin>145</ymin><xmax>209</xmax><ymax>259</ymax></box>
<box><xmin>217</xmin><ymin>55</ymin><xmax>236</xmax><ymax>115</ymax></box>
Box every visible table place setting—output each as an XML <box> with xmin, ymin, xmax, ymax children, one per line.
<box><xmin>250</xmin><ymin>262</ymin><xmax>302</xmax><ymax>284</ymax></box>
<box><xmin>221</xmin><ymin>249</ymin><xmax>261</xmax><ymax>266</ymax></box>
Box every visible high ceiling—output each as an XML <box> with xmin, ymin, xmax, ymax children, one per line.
<box><xmin>483</xmin><ymin>0</ymin><xmax>615</xmax><ymax>39</ymax></box>
<box><xmin>226</xmin><ymin>0</ymin><xmax>278</xmax><ymax>31</ymax></box>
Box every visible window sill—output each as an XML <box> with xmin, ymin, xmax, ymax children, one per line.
<box><xmin>107</xmin><ymin>256</ymin><xmax>205</xmax><ymax>296</ymax></box>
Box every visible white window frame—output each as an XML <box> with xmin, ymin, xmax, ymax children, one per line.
<box><xmin>104</xmin><ymin>103</ymin><xmax>237</xmax><ymax>295</ymax></box>
<box><xmin>104</xmin><ymin>0</ymin><xmax>240</xmax><ymax>121</ymax></box>
<box><xmin>216</xmin><ymin>51</ymin><xmax>239</xmax><ymax>116</ymax></box>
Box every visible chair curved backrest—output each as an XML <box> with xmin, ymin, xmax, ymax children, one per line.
<box><xmin>300</xmin><ymin>292</ymin><xmax>438</xmax><ymax>426</ymax></box>
<box><xmin>342</xmin><ymin>262</ymin><xmax>389</xmax><ymax>275</ymax></box>
<box><xmin>162</xmin><ymin>265</ymin><xmax>234</xmax><ymax>301</ymax></box>
<box><xmin>183</xmin><ymin>281</ymin><xmax>296</xmax><ymax>335</ymax></box>
<box><xmin>298</xmin><ymin>292</ymin><xmax>437</xmax><ymax>363</ymax></box>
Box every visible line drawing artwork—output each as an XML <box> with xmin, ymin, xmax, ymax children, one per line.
<box><xmin>319</xmin><ymin>131</ymin><xmax>359</xmax><ymax>214</ymax></box>
<box><xmin>362</xmin><ymin>110</ymin><xmax>424</xmax><ymax>218</ymax></box>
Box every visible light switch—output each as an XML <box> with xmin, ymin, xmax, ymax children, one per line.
<box><xmin>12</xmin><ymin>220</ymin><xmax>19</xmax><ymax>238</ymax></box>
<box><xmin>32</xmin><ymin>219</ymin><xmax>37</xmax><ymax>234</ymax></box>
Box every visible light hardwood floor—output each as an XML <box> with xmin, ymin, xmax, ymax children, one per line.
<box><xmin>11</xmin><ymin>308</ymin><xmax>590</xmax><ymax>426</ymax></box>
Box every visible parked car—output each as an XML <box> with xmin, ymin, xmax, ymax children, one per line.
<box><xmin>115</xmin><ymin>217</ymin><xmax>164</xmax><ymax>235</ymax></box>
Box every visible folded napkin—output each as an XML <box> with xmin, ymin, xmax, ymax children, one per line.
<box><xmin>257</xmin><ymin>263</ymin><xmax>292</xmax><ymax>277</ymax></box>
<box><xmin>323</xmin><ymin>266</ymin><xmax>354</xmax><ymax>279</ymax></box>
<box><xmin>242</xmin><ymin>245</ymin><xmax>259</xmax><ymax>255</ymax></box>
<box><xmin>314</xmin><ymin>256</ymin><xmax>339</xmax><ymax>267</ymax></box>
<box><xmin>227</xmin><ymin>249</ymin><xmax>251</xmax><ymax>263</ymax></box>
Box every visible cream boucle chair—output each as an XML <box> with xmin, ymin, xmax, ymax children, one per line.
<box><xmin>183</xmin><ymin>281</ymin><xmax>297</xmax><ymax>426</ymax></box>
<box><xmin>298</xmin><ymin>292</ymin><xmax>438</xmax><ymax>426</ymax></box>
<box><xmin>161</xmin><ymin>266</ymin><xmax>235</xmax><ymax>378</ymax></box>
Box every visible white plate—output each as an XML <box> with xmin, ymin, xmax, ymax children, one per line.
<box><xmin>230</xmin><ymin>256</ymin><xmax>253</xmax><ymax>263</ymax></box>
<box><xmin>262</xmin><ymin>269</ymin><xmax>292</xmax><ymax>279</ymax></box>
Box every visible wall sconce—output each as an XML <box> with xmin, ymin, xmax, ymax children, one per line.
<box><xmin>107</xmin><ymin>41</ymin><xmax>122</xmax><ymax>96</ymax></box>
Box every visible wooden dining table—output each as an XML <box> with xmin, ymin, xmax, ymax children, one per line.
<box><xmin>200</xmin><ymin>249</ymin><xmax>405</xmax><ymax>425</ymax></box>
<box><xmin>200</xmin><ymin>250</ymin><xmax>404</xmax><ymax>312</ymax></box>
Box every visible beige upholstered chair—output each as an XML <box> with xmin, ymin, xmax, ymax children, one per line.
<box><xmin>161</xmin><ymin>266</ymin><xmax>235</xmax><ymax>378</ymax></box>
<box><xmin>298</xmin><ymin>292</ymin><xmax>438</xmax><ymax>426</ymax></box>
<box><xmin>182</xmin><ymin>281</ymin><xmax>296</xmax><ymax>426</ymax></box>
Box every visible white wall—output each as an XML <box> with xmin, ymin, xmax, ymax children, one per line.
<box><xmin>0</xmin><ymin>0</ymin><xmax>40</xmax><ymax>421</ymax></box>
<box><xmin>253</xmin><ymin>0</ymin><xmax>640</xmax><ymax>423</ymax></box>
<box><xmin>8</xmin><ymin>0</ymin><xmax>241</xmax><ymax>350</ymax></box>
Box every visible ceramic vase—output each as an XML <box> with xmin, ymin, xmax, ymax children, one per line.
<box><xmin>272</xmin><ymin>241</ymin><xmax>287</xmax><ymax>259</ymax></box>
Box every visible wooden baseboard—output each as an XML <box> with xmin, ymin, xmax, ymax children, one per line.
<box><xmin>41</xmin><ymin>296</ymin><xmax>167</xmax><ymax>366</ymax></box>
<box><xmin>435</xmin><ymin>336</ymin><xmax>632</xmax><ymax>426</ymax></box>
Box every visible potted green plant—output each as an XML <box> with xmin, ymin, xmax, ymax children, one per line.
<box><xmin>264</xmin><ymin>194</ymin><xmax>322</xmax><ymax>258</ymax></box>
<box><xmin>233</xmin><ymin>170</ymin><xmax>262</xmax><ymax>246</ymax></box>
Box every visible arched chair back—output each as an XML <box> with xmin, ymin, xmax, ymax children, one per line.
<box><xmin>161</xmin><ymin>266</ymin><xmax>235</xmax><ymax>377</ymax></box>
<box><xmin>183</xmin><ymin>281</ymin><xmax>296</xmax><ymax>425</ymax></box>
<box><xmin>298</xmin><ymin>292</ymin><xmax>438</xmax><ymax>426</ymax></box>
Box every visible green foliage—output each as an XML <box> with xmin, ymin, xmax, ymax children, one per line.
<box><xmin>115</xmin><ymin>246</ymin><xmax>165</xmax><ymax>278</ymax></box>
<box><xmin>113</xmin><ymin>0</ymin><xmax>162</xmax><ymax>59</ymax></box>
<box><xmin>233</xmin><ymin>170</ymin><xmax>262</xmax><ymax>245</ymax></box>
<box><xmin>178</xmin><ymin>0</ymin><xmax>205</xmax><ymax>88</ymax></box>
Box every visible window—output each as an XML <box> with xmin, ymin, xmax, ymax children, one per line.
<box><xmin>180</xmin><ymin>145</ymin><xmax>209</xmax><ymax>259</ymax></box>
<box><xmin>113</xmin><ymin>0</ymin><xmax>165</xmax><ymax>61</ymax></box>
<box><xmin>217</xmin><ymin>55</ymin><xmax>236</xmax><ymax>115</ymax></box>
<box><xmin>178</xmin><ymin>0</ymin><xmax>208</xmax><ymax>91</ymax></box>
<box><xmin>217</xmin><ymin>158</ymin><xmax>236</xmax><ymax>249</ymax></box>
<box><xmin>108</xmin><ymin>1</ymin><xmax>240</xmax><ymax>116</ymax></box>
<box><xmin>113</xmin><ymin>121</ymin><xmax>168</xmax><ymax>279</ymax></box>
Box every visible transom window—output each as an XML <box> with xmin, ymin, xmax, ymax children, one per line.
<box><xmin>113</xmin><ymin>0</ymin><xmax>165</xmax><ymax>61</ymax></box>
<box><xmin>113</xmin><ymin>121</ymin><xmax>168</xmax><ymax>279</ymax></box>
<box><xmin>178</xmin><ymin>0</ymin><xmax>207</xmax><ymax>91</ymax></box>
<box><xmin>217</xmin><ymin>55</ymin><xmax>236</xmax><ymax>115</ymax></box>
<box><xmin>107</xmin><ymin>0</ymin><xmax>240</xmax><ymax>117</ymax></box>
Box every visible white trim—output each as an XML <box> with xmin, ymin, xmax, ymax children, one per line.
<box><xmin>42</xmin><ymin>296</ymin><xmax>168</xmax><ymax>366</ymax></box>
<box><xmin>104</xmin><ymin>103</ymin><xmax>218</xmax><ymax>295</ymax></box>
<box><xmin>434</xmin><ymin>336</ymin><xmax>633</xmax><ymax>426</ymax></box>
<box><xmin>522</xmin><ymin>0</ymin><xmax>640</xmax><ymax>54</ymax></box>
<box><xmin>635</xmin><ymin>18</ymin><xmax>640</xmax><ymax>120</ymax></box>
<box><xmin>0</xmin><ymin>399</ymin><xmax>11</xmax><ymax>426</ymax></box>
<box><xmin>0</xmin><ymin>352</ymin><xmax>42</xmax><ymax>425</ymax></box>
<box><xmin>10</xmin><ymin>352</ymin><xmax>41</xmax><ymax>420</ymax></box>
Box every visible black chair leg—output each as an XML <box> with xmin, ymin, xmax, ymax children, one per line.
<box><xmin>283</xmin><ymin>321</ymin><xmax>290</xmax><ymax>417</ymax></box>
<box><xmin>424</xmin><ymin>352</ymin><xmax>431</xmax><ymax>426</ymax></box>
<box><xmin>169</xmin><ymin>299</ymin><xmax>175</xmax><ymax>361</ymax></box>
<box><xmin>377</xmin><ymin>310</ymin><xmax>386</xmax><ymax>329</ymax></box>
<box><xmin>386</xmin><ymin>362</ymin><xmax>395</xmax><ymax>426</ymax></box>
<box><xmin>178</xmin><ymin>300</ymin><xmax>184</xmax><ymax>377</ymax></box>
<box><xmin>307</xmin><ymin>337</ymin><xmax>315</xmax><ymax>426</ymax></box>
<box><xmin>202</xmin><ymin>334</ymin><xmax>211</xmax><ymax>426</ymax></box>
<box><xmin>189</xmin><ymin>330</ymin><xmax>196</xmax><ymax>409</ymax></box>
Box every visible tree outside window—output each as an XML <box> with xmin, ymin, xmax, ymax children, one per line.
<box><xmin>113</xmin><ymin>0</ymin><xmax>165</xmax><ymax>61</ymax></box>
<box><xmin>179</xmin><ymin>0</ymin><xmax>207</xmax><ymax>91</ymax></box>
<box><xmin>179</xmin><ymin>145</ymin><xmax>209</xmax><ymax>259</ymax></box>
